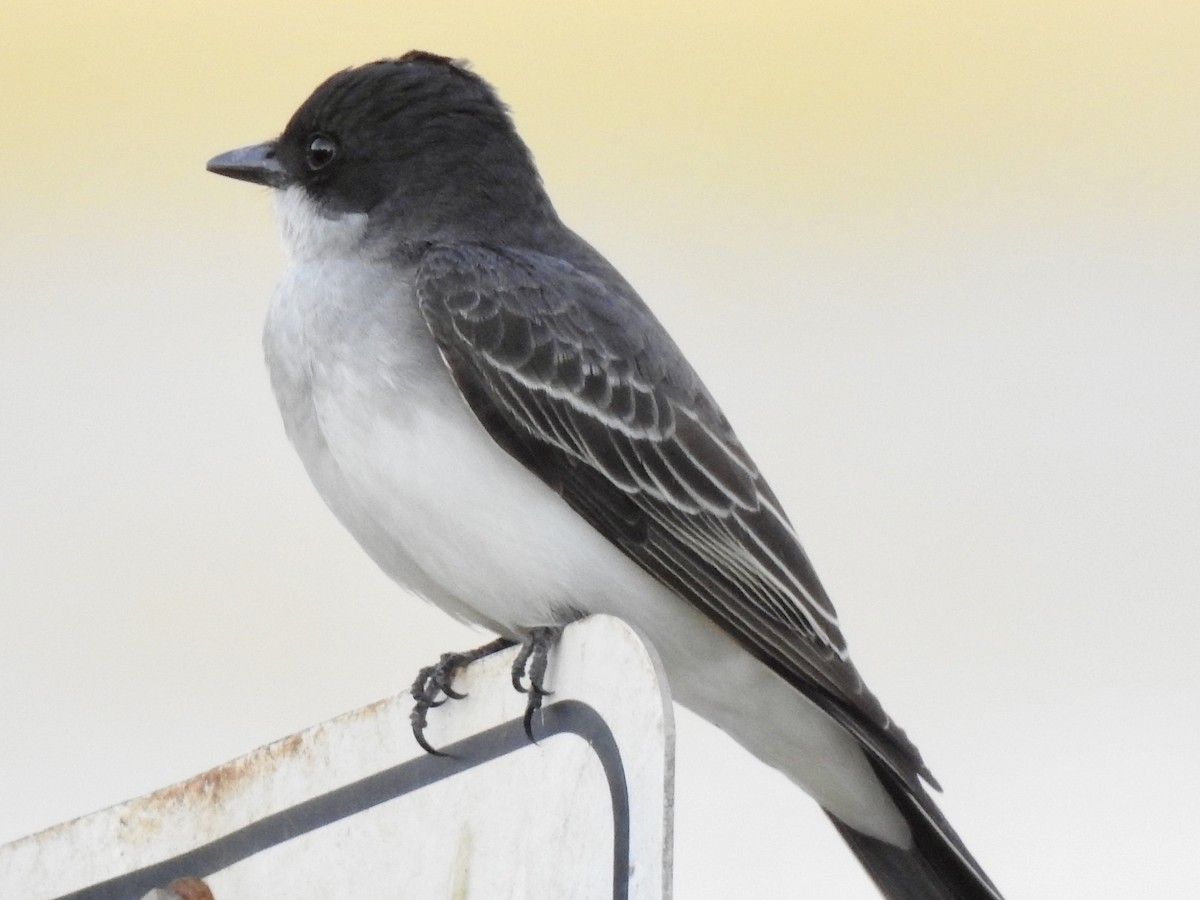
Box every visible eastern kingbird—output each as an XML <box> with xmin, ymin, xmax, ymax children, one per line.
<box><xmin>207</xmin><ymin>52</ymin><xmax>1002</xmax><ymax>900</ymax></box>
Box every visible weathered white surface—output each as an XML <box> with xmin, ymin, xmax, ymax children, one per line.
<box><xmin>0</xmin><ymin>615</ymin><xmax>674</xmax><ymax>900</ymax></box>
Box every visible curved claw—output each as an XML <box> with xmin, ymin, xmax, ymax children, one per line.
<box><xmin>441</xmin><ymin>683</ymin><xmax>468</xmax><ymax>701</ymax></box>
<box><xmin>410</xmin><ymin>675</ymin><xmax>447</xmax><ymax>754</ymax></box>
<box><xmin>512</xmin><ymin>625</ymin><xmax>564</xmax><ymax>742</ymax></box>
<box><xmin>411</xmin><ymin>718</ymin><xmax>449</xmax><ymax>757</ymax></box>
<box><xmin>511</xmin><ymin>641</ymin><xmax>535</xmax><ymax>694</ymax></box>
<box><xmin>408</xmin><ymin>636</ymin><xmax>516</xmax><ymax>756</ymax></box>
<box><xmin>523</xmin><ymin>700</ymin><xmax>540</xmax><ymax>742</ymax></box>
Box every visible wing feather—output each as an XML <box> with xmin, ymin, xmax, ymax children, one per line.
<box><xmin>416</xmin><ymin>242</ymin><xmax>932</xmax><ymax>787</ymax></box>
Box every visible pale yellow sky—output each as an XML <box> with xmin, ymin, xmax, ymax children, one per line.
<box><xmin>2</xmin><ymin>4</ymin><xmax>1197</xmax><ymax>899</ymax></box>
<box><xmin>4</xmin><ymin>2</ymin><xmax>1197</xmax><ymax>218</ymax></box>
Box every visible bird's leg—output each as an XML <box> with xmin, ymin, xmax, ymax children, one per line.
<box><xmin>511</xmin><ymin>625</ymin><xmax>564</xmax><ymax>741</ymax></box>
<box><xmin>410</xmin><ymin>636</ymin><xmax>515</xmax><ymax>755</ymax></box>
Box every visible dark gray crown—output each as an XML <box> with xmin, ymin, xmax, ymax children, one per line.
<box><xmin>275</xmin><ymin>52</ymin><xmax>554</xmax><ymax>238</ymax></box>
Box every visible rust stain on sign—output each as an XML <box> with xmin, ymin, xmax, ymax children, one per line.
<box><xmin>120</xmin><ymin>731</ymin><xmax>309</xmax><ymax>842</ymax></box>
<box><xmin>116</xmin><ymin>697</ymin><xmax>400</xmax><ymax>845</ymax></box>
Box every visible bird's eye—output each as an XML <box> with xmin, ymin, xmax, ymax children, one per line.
<box><xmin>305</xmin><ymin>134</ymin><xmax>338</xmax><ymax>171</ymax></box>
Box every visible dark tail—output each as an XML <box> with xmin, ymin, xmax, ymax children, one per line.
<box><xmin>826</xmin><ymin>756</ymin><xmax>1003</xmax><ymax>900</ymax></box>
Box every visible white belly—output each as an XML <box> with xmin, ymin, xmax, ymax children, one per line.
<box><xmin>261</xmin><ymin>242</ymin><xmax>909</xmax><ymax>844</ymax></box>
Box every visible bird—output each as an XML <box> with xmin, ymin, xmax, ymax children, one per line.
<box><xmin>206</xmin><ymin>51</ymin><xmax>1003</xmax><ymax>900</ymax></box>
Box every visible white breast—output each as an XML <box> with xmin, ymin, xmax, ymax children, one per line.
<box><xmin>262</xmin><ymin>187</ymin><xmax>668</xmax><ymax>632</ymax></box>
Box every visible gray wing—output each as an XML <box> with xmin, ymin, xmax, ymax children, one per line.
<box><xmin>416</xmin><ymin>242</ymin><xmax>934</xmax><ymax>788</ymax></box>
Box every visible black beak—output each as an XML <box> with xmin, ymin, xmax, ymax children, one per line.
<box><xmin>206</xmin><ymin>141</ymin><xmax>290</xmax><ymax>188</ymax></box>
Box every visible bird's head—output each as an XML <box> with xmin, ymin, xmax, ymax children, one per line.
<box><xmin>207</xmin><ymin>52</ymin><xmax>553</xmax><ymax>251</ymax></box>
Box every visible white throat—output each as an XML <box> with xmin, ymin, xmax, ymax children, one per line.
<box><xmin>273</xmin><ymin>185</ymin><xmax>370</xmax><ymax>262</ymax></box>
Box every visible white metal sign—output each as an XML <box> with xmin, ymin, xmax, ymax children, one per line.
<box><xmin>0</xmin><ymin>616</ymin><xmax>674</xmax><ymax>900</ymax></box>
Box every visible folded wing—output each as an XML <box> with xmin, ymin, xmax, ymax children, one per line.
<box><xmin>416</xmin><ymin>243</ymin><xmax>933</xmax><ymax>790</ymax></box>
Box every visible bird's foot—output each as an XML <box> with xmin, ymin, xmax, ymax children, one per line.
<box><xmin>511</xmin><ymin>625</ymin><xmax>563</xmax><ymax>741</ymax></box>
<box><xmin>410</xmin><ymin>636</ymin><xmax>514</xmax><ymax>755</ymax></box>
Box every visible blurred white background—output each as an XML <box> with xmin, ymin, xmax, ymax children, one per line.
<box><xmin>2</xmin><ymin>3</ymin><xmax>1197</xmax><ymax>898</ymax></box>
